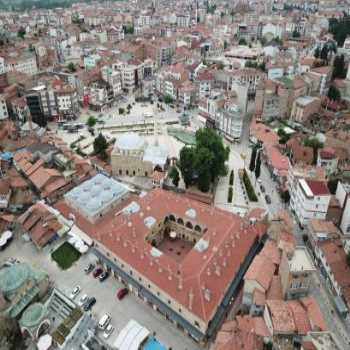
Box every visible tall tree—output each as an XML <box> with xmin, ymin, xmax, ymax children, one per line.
<box><xmin>194</xmin><ymin>147</ymin><xmax>213</xmax><ymax>192</ymax></box>
<box><xmin>168</xmin><ymin>166</ymin><xmax>180</xmax><ymax>187</ymax></box>
<box><xmin>314</xmin><ymin>46</ymin><xmax>320</xmax><ymax>59</ymax></box>
<box><xmin>328</xmin><ymin>85</ymin><xmax>341</xmax><ymax>102</ymax></box>
<box><xmin>332</xmin><ymin>55</ymin><xmax>346</xmax><ymax>80</ymax></box>
<box><xmin>254</xmin><ymin>152</ymin><xmax>261</xmax><ymax>179</ymax></box>
<box><xmin>249</xmin><ymin>146</ymin><xmax>258</xmax><ymax>172</ymax></box>
<box><xmin>320</xmin><ymin>45</ymin><xmax>329</xmax><ymax>62</ymax></box>
<box><xmin>179</xmin><ymin>147</ymin><xmax>195</xmax><ymax>187</ymax></box>
<box><xmin>93</xmin><ymin>133</ymin><xmax>108</xmax><ymax>160</ymax></box>
<box><xmin>195</xmin><ymin>128</ymin><xmax>229</xmax><ymax>181</ymax></box>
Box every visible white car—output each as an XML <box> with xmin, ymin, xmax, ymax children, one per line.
<box><xmin>70</xmin><ymin>286</ymin><xmax>81</xmax><ymax>299</ymax></box>
<box><xmin>78</xmin><ymin>294</ymin><xmax>88</xmax><ymax>307</ymax></box>
<box><xmin>103</xmin><ymin>324</ymin><xmax>115</xmax><ymax>339</ymax></box>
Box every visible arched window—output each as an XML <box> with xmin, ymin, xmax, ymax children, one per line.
<box><xmin>119</xmin><ymin>169</ymin><xmax>122</xmax><ymax>175</ymax></box>
<box><xmin>126</xmin><ymin>170</ymin><xmax>129</xmax><ymax>175</ymax></box>
<box><xmin>177</xmin><ymin>218</ymin><xmax>184</xmax><ymax>225</ymax></box>
<box><xmin>194</xmin><ymin>225</ymin><xmax>201</xmax><ymax>232</ymax></box>
<box><xmin>186</xmin><ymin>222</ymin><xmax>193</xmax><ymax>229</ymax></box>
<box><xmin>169</xmin><ymin>215</ymin><xmax>175</xmax><ymax>221</ymax></box>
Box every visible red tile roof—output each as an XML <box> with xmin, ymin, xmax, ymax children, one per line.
<box><xmin>305</xmin><ymin>179</ymin><xmax>330</xmax><ymax>196</ymax></box>
<box><xmin>54</xmin><ymin>189</ymin><xmax>266</xmax><ymax>322</ymax></box>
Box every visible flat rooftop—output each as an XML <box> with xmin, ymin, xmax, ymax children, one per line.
<box><xmin>288</xmin><ymin>247</ymin><xmax>315</xmax><ymax>272</ymax></box>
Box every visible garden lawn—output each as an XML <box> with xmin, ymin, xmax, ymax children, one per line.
<box><xmin>51</xmin><ymin>242</ymin><xmax>81</xmax><ymax>270</ymax></box>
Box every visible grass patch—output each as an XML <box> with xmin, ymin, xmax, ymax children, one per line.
<box><xmin>242</xmin><ymin>170</ymin><xmax>258</xmax><ymax>202</ymax></box>
<box><xmin>51</xmin><ymin>242</ymin><xmax>81</xmax><ymax>270</ymax></box>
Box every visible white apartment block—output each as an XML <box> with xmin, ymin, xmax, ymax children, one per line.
<box><xmin>0</xmin><ymin>95</ymin><xmax>8</xmax><ymax>121</ymax></box>
<box><xmin>288</xmin><ymin>170</ymin><xmax>331</xmax><ymax>226</ymax></box>
<box><xmin>3</xmin><ymin>52</ymin><xmax>38</xmax><ymax>76</ymax></box>
<box><xmin>336</xmin><ymin>182</ymin><xmax>350</xmax><ymax>236</ymax></box>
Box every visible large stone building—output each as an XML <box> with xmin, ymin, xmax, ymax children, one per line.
<box><xmin>55</xmin><ymin>189</ymin><xmax>267</xmax><ymax>343</ymax></box>
<box><xmin>111</xmin><ymin>133</ymin><xmax>168</xmax><ymax>177</ymax></box>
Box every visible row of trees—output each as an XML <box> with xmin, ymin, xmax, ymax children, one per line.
<box><xmin>249</xmin><ymin>144</ymin><xmax>262</xmax><ymax>180</ymax></box>
<box><xmin>177</xmin><ymin>128</ymin><xmax>229</xmax><ymax>192</ymax></box>
<box><xmin>329</xmin><ymin>15</ymin><xmax>350</xmax><ymax>47</ymax></box>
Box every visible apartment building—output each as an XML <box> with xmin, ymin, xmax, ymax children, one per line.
<box><xmin>1</xmin><ymin>50</ymin><xmax>38</xmax><ymax>76</ymax></box>
<box><xmin>288</xmin><ymin>172</ymin><xmax>331</xmax><ymax>226</ymax></box>
<box><xmin>0</xmin><ymin>94</ymin><xmax>8</xmax><ymax>121</ymax></box>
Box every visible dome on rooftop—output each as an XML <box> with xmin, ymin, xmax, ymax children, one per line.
<box><xmin>0</xmin><ymin>263</ymin><xmax>30</xmax><ymax>294</ymax></box>
<box><xmin>116</xmin><ymin>133</ymin><xmax>144</xmax><ymax>151</ymax></box>
<box><xmin>19</xmin><ymin>302</ymin><xmax>47</xmax><ymax>329</ymax></box>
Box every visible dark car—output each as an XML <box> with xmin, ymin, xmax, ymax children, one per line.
<box><xmin>83</xmin><ymin>297</ymin><xmax>96</xmax><ymax>311</ymax></box>
<box><xmin>117</xmin><ymin>288</ymin><xmax>128</xmax><ymax>300</ymax></box>
<box><xmin>265</xmin><ymin>195</ymin><xmax>271</xmax><ymax>204</ymax></box>
<box><xmin>93</xmin><ymin>267</ymin><xmax>103</xmax><ymax>278</ymax></box>
<box><xmin>99</xmin><ymin>271</ymin><xmax>110</xmax><ymax>282</ymax></box>
<box><xmin>260</xmin><ymin>185</ymin><xmax>266</xmax><ymax>193</ymax></box>
<box><xmin>84</xmin><ymin>263</ymin><xmax>95</xmax><ymax>274</ymax></box>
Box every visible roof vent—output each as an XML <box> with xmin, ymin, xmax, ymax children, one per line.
<box><xmin>144</xmin><ymin>216</ymin><xmax>156</xmax><ymax>228</ymax></box>
<box><xmin>150</xmin><ymin>247</ymin><xmax>163</xmax><ymax>257</ymax></box>
<box><xmin>194</xmin><ymin>239</ymin><xmax>209</xmax><ymax>252</ymax></box>
<box><xmin>185</xmin><ymin>208</ymin><xmax>196</xmax><ymax>219</ymax></box>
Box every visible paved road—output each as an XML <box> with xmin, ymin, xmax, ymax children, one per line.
<box><xmin>1</xmin><ymin>237</ymin><xmax>203</xmax><ymax>350</ymax></box>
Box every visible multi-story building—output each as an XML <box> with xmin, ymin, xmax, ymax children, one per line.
<box><xmin>0</xmin><ymin>94</ymin><xmax>8</xmax><ymax>121</ymax></box>
<box><xmin>55</xmin><ymin>187</ymin><xmax>266</xmax><ymax>344</ymax></box>
<box><xmin>316</xmin><ymin>147</ymin><xmax>338</xmax><ymax>176</ymax></box>
<box><xmin>290</xmin><ymin>96</ymin><xmax>321</xmax><ymax>123</ymax></box>
<box><xmin>335</xmin><ymin>181</ymin><xmax>350</xmax><ymax>236</ymax></box>
<box><xmin>1</xmin><ymin>50</ymin><xmax>38</xmax><ymax>76</ymax></box>
<box><xmin>288</xmin><ymin>166</ymin><xmax>331</xmax><ymax>226</ymax></box>
<box><xmin>279</xmin><ymin>247</ymin><xmax>315</xmax><ymax>299</ymax></box>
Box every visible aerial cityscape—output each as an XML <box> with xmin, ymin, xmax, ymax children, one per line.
<box><xmin>0</xmin><ymin>0</ymin><xmax>350</xmax><ymax>349</ymax></box>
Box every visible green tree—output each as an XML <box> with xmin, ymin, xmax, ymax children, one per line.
<box><xmin>254</xmin><ymin>152</ymin><xmax>261</xmax><ymax>179</ymax></box>
<box><xmin>0</xmin><ymin>316</ymin><xmax>23</xmax><ymax>350</ymax></box>
<box><xmin>304</xmin><ymin>137</ymin><xmax>323</xmax><ymax>165</ymax></box>
<box><xmin>238</xmin><ymin>38</ymin><xmax>247</xmax><ymax>45</ymax></box>
<box><xmin>164</xmin><ymin>95</ymin><xmax>173</xmax><ymax>104</ymax></box>
<box><xmin>281</xmin><ymin>190</ymin><xmax>290</xmax><ymax>203</ymax></box>
<box><xmin>328</xmin><ymin>85</ymin><xmax>341</xmax><ymax>101</ymax></box>
<box><xmin>224</xmin><ymin>40</ymin><xmax>228</xmax><ymax>49</ymax></box>
<box><xmin>123</xmin><ymin>25</ymin><xmax>134</xmax><ymax>34</ymax></box>
<box><xmin>87</xmin><ymin>116</ymin><xmax>96</xmax><ymax>128</ymax></box>
<box><xmin>249</xmin><ymin>146</ymin><xmax>258</xmax><ymax>172</ymax></box>
<box><xmin>292</xmin><ymin>29</ymin><xmax>300</xmax><ymax>38</ymax></box>
<box><xmin>127</xmin><ymin>104</ymin><xmax>132</xmax><ymax>110</ymax></box>
<box><xmin>320</xmin><ymin>45</ymin><xmax>329</xmax><ymax>62</ymax></box>
<box><xmin>347</xmin><ymin>251</ymin><xmax>350</xmax><ymax>268</ymax></box>
<box><xmin>194</xmin><ymin>147</ymin><xmax>212</xmax><ymax>192</ymax></box>
<box><xmin>67</xmin><ymin>62</ymin><xmax>76</xmax><ymax>72</ymax></box>
<box><xmin>118</xmin><ymin>107</ymin><xmax>125</xmax><ymax>115</ymax></box>
<box><xmin>327</xmin><ymin>178</ymin><xmax>339</xmax><ymax>194</ymax></box>
<box><xmin>169</xmin><ymin>166</ymin><xmax>180</xmax><ymax>187</ymax></box>
<box><xmin>17</xmin><ymin>27</ymin><xmax>26</xmax><ymax>39</ymax></box>
<box><xmin>93</xmin><ymin>133</ymin><xmax>108</xmax><ymax>160</ymax></box>
<box><xmin>314</xmin><ymin>46</ymin><xmax>320</xmax><ymax>59</ymax></box>
<box><xmin>179</xmin><ymin>147</ymin><xmax>195</xmax><ymax>187</ymax></box>
<box><xmin>195</xmin><ymin>128</ymin><xmax>229</xmax><ymax>181</ymax></box>
<box><xmin>332</xmin><ymin>55</ymin><xmax>346</xmax><ymax>80</ymax></box>
<box><xmin>245</xmin><ymin>60</ymin><xmax>258</xmax><ymax>68</ymax></box>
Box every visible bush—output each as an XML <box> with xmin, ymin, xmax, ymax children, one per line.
<box><xmin>242</xmin><ymin>170</ymin><xmax>258</xmax><ymax>202</ymax></box>
<box><xmin>118</xmin><ymin>107</ymin><xmax>125</xmax><ymax>114</ymax></box>
<box><xmin>229</xmin><ymin>170</ymin><xmax>234</xmax><ymax>186</ymax></box>
<box><xmin>228</xmin><ymin>186</ymin><xmax>233</xmax><ymax>203</ymax></box>
<box><xmin>51</xmin><ymin>242</ymin><xmax>81</xmax><ymax>270</ymax></box>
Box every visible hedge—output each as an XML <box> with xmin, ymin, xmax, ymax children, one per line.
<box><xmin>242</xmin><ymin>170</ymin><xmax>258</xmax><ymax>202</ymax></box>
<box><xmin>229</xmin><ymin>170</ymin><xmax>234</xmax><ymax>186</ymax></box>
<box><xmin>228</xmin><ymin>186</ymin><xmax>233</xmax><ymax>203</ymax></box>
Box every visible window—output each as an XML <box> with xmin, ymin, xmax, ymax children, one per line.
<box><xmin>168</xmin><ymin>300</ymin><xmax>171</xmax><ymax>304</ymax></box>
<box><xmin>148</xmin><ymin>284</ymin><xmax>151</xmax><ymax>289</ymax></box>
<box><xmin>178</xmin><ymin>308</ymin><xmax>182</xmax><ymax>313</ymax></box>
<box><xmin>130</xmin><ymin>270</ymin><xmax>133</xmax><ymax>275</ymax></box>
<box><xmin>194</xmin><ymin>321</ymin><xmax>200</xmax><ymax>327</ymax></box>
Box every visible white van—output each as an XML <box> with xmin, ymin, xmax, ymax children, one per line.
<box><xmin>98</xmin><ymin>314</ymin><xmax>111</xmax><ymax>330</ymax></box>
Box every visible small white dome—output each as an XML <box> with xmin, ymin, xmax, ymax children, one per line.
<box><xmin>116</xmin><ymin>133</ymin><xmax>144</xmax><ymax>151</ymax></box>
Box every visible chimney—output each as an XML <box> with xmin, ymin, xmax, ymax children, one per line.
<box><xmin>188</xmin><ymin>288</ymin><xmax>194</xmax><ymax>310</ymax></box>
<box><xmin>178</xmin><ymin>275</ymin><xmax>183</xmax><ymax>290</ymax></box>
<box><xmin>203</xmin><ymin>288</ymin><xmax>211</xmax><ymax>302</ymax></box>
<box><xmin>215</xmin><ymin>264</ymin><xmax>221</xmax><ymax>276</ymax></box>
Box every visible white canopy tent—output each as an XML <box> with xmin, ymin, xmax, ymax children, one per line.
<box><xmin>113</xmin><ymin>319</ymin><xmax>150</xmax><ymax>350</ymax></box>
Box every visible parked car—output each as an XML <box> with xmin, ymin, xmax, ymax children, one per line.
<box><xmin>93</xmin><ymin>267</ymin><xmax>103</xmax><ymax>278</ymax></box>
<box><xmin>84</xmin><ymin>263</ymin><xmax>95</xmax><ymax>274</ymax></box>
<box><xmin>98</xmin><ymin>314</ymin><xmax>111</xmax><ymax>330</ymax></box>
<box><xmin>83</xmin><ymin>297</ymin><xmax>96</xmax><ymax>311</ymax></box>
<box><xmin>99</xmin><ymin>271</ymin><xmax>110</xmax><ymax>282</ymax></box>
<box><xmin>103</xmin><ymin>324</ymin><xmax>115</xmax><ymax>339</ymax></box>
<box><xmin>260</xmin><ymin>185</ymin><xmax>265</xmax><ymax>193</ymax></box>
<box><xmin>70</xmin><ymin>286</ymin><xmax>81</xmax><ymax>299</ymax></box>
<box><xmin>265</xmin><ymin>195</ymin><xmax>271</xmax><ymax>204</ymax></box>
<box><xmin>116</xmin><ymin>288</ymin><xmax>128</xmax><ymax>300</ymax></box>
<box><xmin>78</xmin><ymin>294</ymin><xmax>88</xmax><ymax>307</ymax></box>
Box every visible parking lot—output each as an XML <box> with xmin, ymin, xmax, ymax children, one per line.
<box><xmin>0</xmin><ymin>236</ymin><xmax>203</xmax><ymax>350</ymax></box>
